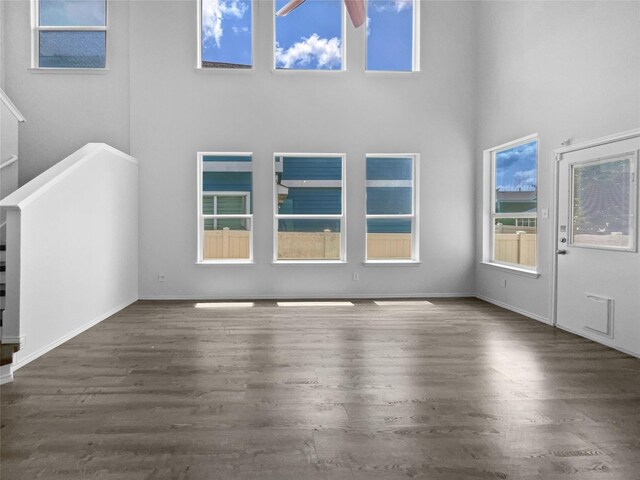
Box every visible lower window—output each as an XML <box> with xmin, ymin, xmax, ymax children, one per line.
<box><xmin>198</xmin><ymin>153</ymin><xmax>253</xmax><ymax>262</ymax></box>
<box><xmin>274</xmin><ymin>154</ymin><xmax>345</xmax><ymax>261</ymax></box>
<box><xmin>366</xmin><ymin>155</ymin><xmax>419</xmax><ymax>261</ymax></box>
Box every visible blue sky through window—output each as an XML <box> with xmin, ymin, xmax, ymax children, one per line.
<box><xmin>367</xmin><ymin>0</ymin><xmax>414</xmax><ymax>71</ymax></box>
<box><xmin>275</xmin><ymin>0</ymin><xmax>343</xmax><ymax>70</ymax></box>
<box><xmin>201</xmin><ymin>0</ymin><xmax>252</xmax><ymax>67</ymax></box>
<box><xmin>495</xmin><ymin>140</ymin><xmax>538</xmax><ymax>192</ymax></box>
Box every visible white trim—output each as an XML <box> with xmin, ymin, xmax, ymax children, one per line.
<box><xmin>11</xmin><ymin>297</ymin><xmax>137</xmax><ymax>371</ymax></box>
<box><xmin>0</xmin><ymin>144</ymin><xmax>137</xmax><ymax>211</ymax></box>
<box><xmin>556</xmin><ymin>324</ymin><xmax>639</xmax><ymax>359</ymax></box>
<box><xmin>272</xmin><ymin>260</ymin><xmax>346</xmax><ymax>265</ymax></box>
<box><xmin>0</xmin><ymin>155</ymin><xmax>18</xmax><ymax>171</ymax></box>
<box><xmin>202</xmin><ymin>162</ymin><xmax>253</xmax><ymax>172</ymax></box>
<box><xmin>364</xmin><ymin>0</ymin><xmax>420</xmax><ymax>73</ymax></box>
<box><xmin>281</xmin><ymin>180</ymin><xmax>342</xmax><ymax>188</ymax></box>
<box><xmin>28</xmin><ymin>67</ymin><xmax>109</xmax><ymax>74</ymax></box>
<box><xmin>479</xmin><ymin>261</ymin><xmax>540</xmax><ymax>278</ymax></box>
<box><xmin>366</xmin><ymin>180</ymin><xmax>413</xmax><ymax>187</ymax></box>
<box><xmin>551</xmin><ymin>128</ymin><xmax>640</xmax><ymax>328</ymax></box>
<box><xmin>364</xmin><ymin>260</ymin><xmax>421</xmax><ymax>266</ymax></box>
<box><xmin>139</xmin><ymin>293</ymin><xmax>474</xmax><ymax>300</ymax></box>
<box><xmin>197</xmin><ymin>0</ymin><xmax>254</xmax><ymax>69</ymax></box>
<box><xmin>273</xmin><ymin>0</ymin><xmax>346</xmax><ymax>72</ymax></box>
<box><xmin>0</xmin><ymin>89</ymin><xmax>26</xmax><ymax>123</ymax></box>
<box><xmin>475</xmin><ymin>295</ymin><xmax>551</xmax><ymax>325</ymax></box>
<box><xmin>0</xmin><ymin>365</ymin><xmax>13</xmax><ymax>385</ymax></box>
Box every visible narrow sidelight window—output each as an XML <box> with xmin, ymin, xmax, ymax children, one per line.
<box><xmin>489</xmin><ymin>137</ymin><xmax>538</xmax><ymax>269</ymax></box>
<box><xmin>198</xmin><ymin>0</ymin><xmax>253</xmax><ymax>69</ymax></box>
<box><xmin>274</xmin><ymin>0</ymin><xmax>344</xmax><ymax>71</ymax></box>
<box><xmin>366</xmin><ymin>154</ymin><xmax>419</xmax><ymax>261</ymax></box>
<box><xmin>366</xmin><ymin>0</ymin><xmax>419</xmax><ymax>72</ymax></box>
<box><xmin>198</xmin><ymin>153</ymin><xmax>253</xmax><ymax>262</ymax></box>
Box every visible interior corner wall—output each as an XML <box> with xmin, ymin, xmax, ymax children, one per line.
<box><xmin>2</xmin><ymin>0</ymin><xmax>130</xmax><ymax>184</ymax></box>
<box><xmin>131</xmin><ymin>0</ymin><xmax>478</xmax><ymax>299</ymax></box>
<box><xmin>474</xmin><ymin>1</ymin><xmax>640</xmax><ymax>322</ymax></box>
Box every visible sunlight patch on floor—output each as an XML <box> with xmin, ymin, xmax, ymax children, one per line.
<box><xmin>374</xmin><ymin>300</ymin><xmax>434</xmax><ymax>306</ymax></box>
<box><xmin>277</xmin><ymin>301</ymin><xmax>355</xmax><ymax>307</ymax></box>
<box><xmin>195</xmin><ymin>302</ymin><xmax>255</xmax><ymax>308</ymax></box>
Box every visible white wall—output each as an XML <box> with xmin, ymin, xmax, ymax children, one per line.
<box><xmin>474</xmin><ymin>1</ymin><xmax>640</xmax><ymax>322</ymax></box>
<box><xmin>2</xmin><ymin>0</ymin><xmax>130</xmax><ymax>184</ymax></box>
<box><xmin>0</xmin><ymin>144</ymin><xmax>139</xmax><ymax>369</ymax></box>
<box><xmin>131</xmin><ymin>0</ymin><xmax>478</xmax><ymax>299</ymax></box>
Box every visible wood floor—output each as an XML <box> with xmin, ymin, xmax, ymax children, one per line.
<box><xmin>1</xmin><ymin>298</ymin><xmax>639</xmax><ymax>479</ymax></box>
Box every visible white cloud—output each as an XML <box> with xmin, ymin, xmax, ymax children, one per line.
<box><xmin>394</xmin><ymin>0</ymin><xmax>412</xmax><ymax>12</ymax></box>
<box><xmin>366</xmin><ymin>16</ymin><xmax>371</xmax><ymax>37</ymax></box>
<box><xmin>275</xmin><ymin>34</ymin><xmax>342</xmax><ymax>69</ymax></box>
<box><xmin>373</xmin><ymin>0</ymin><xmax>412</xmax><ymax>13</ymax></box>
<box><xmin>202</xmin><ymin>0</ymin><xmax>247</xmax><ymax>48</ymax></box>
<box><xmin>232</xmin><ymin>26</ymin><xmax>249</xmax><ymax>34</ymax></box>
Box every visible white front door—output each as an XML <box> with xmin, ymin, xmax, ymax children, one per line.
<box><xmin>555</xmin><ymin>130</ymin><xmax>640</xmax><ymax>356</ymax></box>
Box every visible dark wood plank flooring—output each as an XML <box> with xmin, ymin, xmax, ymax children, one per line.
<box><xmin>1</xmin><ymin>298</ymin><xmax>639</xmax><ymax>479</ymax></box>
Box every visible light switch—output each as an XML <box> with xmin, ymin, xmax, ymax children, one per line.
<box><xmin>541</xmin><ymin>208</ymin><xmax>549</xmax><ymax>219</ymax></box>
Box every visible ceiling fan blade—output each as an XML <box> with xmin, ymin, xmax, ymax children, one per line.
<box><xmin>276</xmin><ymin>0</ymin><xmax>307</xmax><ymax>17</ymax></box>
<box><xmin>344</xmin><ymin>0</ymin><xmax>365</xmax><ymax>28</ymax></box>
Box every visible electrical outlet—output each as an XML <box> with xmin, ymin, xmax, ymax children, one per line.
<box><xmin>157</xmin><ymin>274</ymin><xmax>166</xmax><ymax>282</ymax></box>
<box><xmin>353</xmin><ymin>273</ymin><xmax>360</xmax><ymax>281</ymax></box>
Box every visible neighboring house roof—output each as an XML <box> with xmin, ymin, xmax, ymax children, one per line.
<box><xmin>496</xmin><ymin>190</ymin><xmax>536</xmax><ymax>202</ymax></box>
<box><xmin>0</xmin><ymin>88</ymin><xmax>26</xmax><ymax>123</ymax></box>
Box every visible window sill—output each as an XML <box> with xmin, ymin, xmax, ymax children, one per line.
<box><xmin>196</xmin><ymin>260</ymin><xmax>254</xmax><ymax>265</ymax></box>
<box><xmin>480</xmin><ymin>262</ymin><xmax>540</xmax><ymax>278</ymax></box>
<box><xmin>272</xmin><ymin>260</ymin><xmax>346</xmax><ymax>265</ymax></box>
<box><xmin>364</xmin><ymin>70</ymin><xmax>420</xmax><ymax>76</ymax></box>
<box><xmin>195</xmin><ymin>66</ymin><xmax>255</xmax><ymax>74</ymax></box>
<box><xmin>270</xmin><ymin>68</ymin><xmax>347</xmax><ymax>75</ymax></box>
<box><xmin>29</xmin><ymin>67</ymin><xmax>108</xmax><ymax>74</ymax></box>
<box><xmin>364</xmin><ymin>260</ymin><xmax>421</xmax><ymax>266</ymax></box>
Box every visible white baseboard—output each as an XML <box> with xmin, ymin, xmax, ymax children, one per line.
<box><xmin>12</xmin><ymin>296</ymin><xmax>138</xmax><ymax>372</ymax></box>
<box><xmin>556</xmin><ymin>324</ymin><xmax>640</xmax><ymax>359</ymax></box>
<box><xmin>139</xmin><ymin>292</ymin><xmax>475</xmax><ymax>300</ymax></box>
<box><xmin>475</xmin><ymin>295</ymin><xmax>551</xmax><ymax>325</ymax></box>
<box><xmin>0</xmin><ymin>365</ymin><xmax>13</xmax><ymax>385</ymax></box>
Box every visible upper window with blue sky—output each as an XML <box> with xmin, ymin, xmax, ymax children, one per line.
<box><xmin>366</xmin><ymin>0</ymin><xmax>417</xmax><ymax>72</ymax></box>
<box><xmin>275</xmin><ymin>0</ymin><xmax>344</xmax><ymax>71</ymax></box>
<box><xmin>200</xmin><ymin>0</ymin><xmax>252</xmax><ymax>68</ymax></box>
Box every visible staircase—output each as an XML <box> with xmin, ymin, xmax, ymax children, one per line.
<box><xmin>0</xmin><ymin>88</ymin><xmax>26</xmax><ymax>382</ymax></box>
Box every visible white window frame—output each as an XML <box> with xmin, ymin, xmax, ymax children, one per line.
<box><xmin>483</xmin><ymin>134</ymin><xmax>539</xmax><ymax>274</ymax></box>
<box><xmin>568</xmin><ymin>152</ymin><xmax>638</xmax><ymax>252</ymax></box>
<box><xmin>272</xmin><ymin>0</ymin><xmax>347</xmax><ymax>73</ymax></box>
<box><xmin>273</xmin><ymin>153</ymin><xmax>347</xmax><ymax>263</ymax></box>
<box><xmin>31</xmin><ymin>0</ymin><xmax>108</xmax><ymax>70</ymax></box>
<box><xmin>365</xmin><ymin>0</ymin><xmax>420</xmax><ymax>74</ymax></box>
<box><xmin>365</xmin><ymin>154</ymin><xmax>420</xmax><ymax>263</ymax></box>
<box><xmin>197</xmin><ymin>152</ymin><xmax>254</xmax><ymax>264</ymax></box>
<box><xmin>196</xmin><ymin>0</ymin><xmax>255</xmax><ymax>71</ymax></box>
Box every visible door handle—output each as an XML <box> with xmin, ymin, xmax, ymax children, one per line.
<box><xmin>556</xmin><ymin>249</ymin><xmax>567</xmax><ymax>255</ymax></box>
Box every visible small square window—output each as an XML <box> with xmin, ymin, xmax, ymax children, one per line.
<box><xmin>274</xmin><ymin>0</ymin><xmax>344</xmax><ymax>71</ymax></box>
<box><xmin>34</xmin><ymin>0</ymin><xmax>107</xmax><ymax>69</ymax></box>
